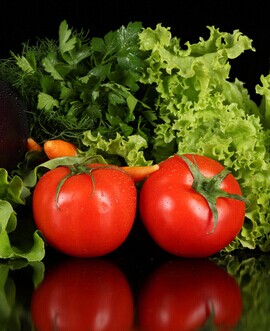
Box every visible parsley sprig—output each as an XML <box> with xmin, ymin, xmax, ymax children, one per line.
<box><xmin>1</xmin><ymin>20</ymin><xmax>153</xmax><ymax>147</ymax></box>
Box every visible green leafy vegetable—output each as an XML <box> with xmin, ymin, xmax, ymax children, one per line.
<box><xmin>0</xmin><ymin>20</ymin><xmax>270</xmax><ymax>260</ymax></box>
<box><xmin>0</xmin><ymin>169</ymin><xmax>45</xmax><ymax>261</ymax></box>
<box><xmin>256</xmin><ymin>73</ymin><xmax>270</xmax><ymax>129</ymax></box>
<box><xmin>137</xmin><ymin>24</ymin><xmax>270</xmax><ymax>251</ymax></box>
<box><xmin>1</xmin><ymin>20</ymin><xmax>149</xmax><ymax>149</ymax></box>
<box><xmin>82</xmin><ymin>132</ymin><xmax>150</xmax><ymax>166</ymax></box>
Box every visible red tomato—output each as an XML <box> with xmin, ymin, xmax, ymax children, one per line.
<box><xmin>138</xmin><ymin>259</ymin><xmax>243</xmax><ymax>331</ymax></box>
<box><xmin>139</xmin><ymin>154</ymin><xmax>246</xmax><ymax>257</ymax></box>
<box><xmin>31</xmin><ymin>258</ymin><xmax>134</xmax><ymax>331</ymax></box>
<box><xmin>32</xmin><ymin>163</ymin><xmax>137</xmax><ymax>257</ymax></box>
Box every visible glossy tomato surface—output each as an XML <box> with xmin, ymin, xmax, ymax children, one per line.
<box><xmin>138</xmin><ymin>259</ymin><xmax>243</xmax><ymax>331</ymax></box>
<box><xmin>139</xmin><ymin>154</ymin><xmax>246</xmax><ymax>257</ymax></box>
<box><xmin>31</xmin><ymin>258</ymin><xmax>134</xmax><ymax>331</ymax></box>
<box><xmin>32</xmin><ymin>164</ymin><xmax>137</xmax><ymax>257</ymax></box>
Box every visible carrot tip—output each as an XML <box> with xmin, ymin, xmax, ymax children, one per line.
<box><xmin>27</xmin><ymin>137</ymin><xmax>43</xmax><ymax>152</ymax></box>
<box><xmin>44</xmin><ymin>139</ymin><xmax>78</xmax><ymax>159</ymax></box>
<box><xmin>121</xmin><ymin>164</ymin><xmax>160</xmax><ymax>183</ymax></box>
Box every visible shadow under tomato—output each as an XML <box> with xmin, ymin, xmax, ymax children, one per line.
<box><xmin>31</xmin><ymin>258</ymin><xmax>134</xmax><ymax>331</ymax></box>
<box><xmin>137</xmin><ymin>258</ymin><xmax>243</xmax><ymax>331</ymax></box>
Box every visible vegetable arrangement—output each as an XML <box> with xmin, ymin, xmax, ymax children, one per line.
<box><xmin>0</xmin><ymin>20</ymin><xmax>269</xmax><ymax>261</ymax></box>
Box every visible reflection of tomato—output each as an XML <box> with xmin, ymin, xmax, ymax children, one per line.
<box><xmin>138</xmin><ymin>259</ymin><xmax>242</xmax><ymax>331</ymax></box>
<box><xmin>31</xmin><ymin>258</ymin><xmax>134</xmax><ymax>331</ymax></box>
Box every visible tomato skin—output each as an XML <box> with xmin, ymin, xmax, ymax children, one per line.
<box><xmin>31</xmin><ymin>258</ymin><xmax>134</xmax><ymax>331</ymax></box>
<box><xmin>138</xmin><ymin>259</ymin><xmax>242</xmax><ymax>331</ymax></box>
<box><xmin>139</xmin><ymin>154</ymin><xmax>246</xmax><ymax>257</ymax></box>
<box><xmin>32</xmin><ymin>164</ymin><xmax>137</xmax><ymax>257</ymax></box>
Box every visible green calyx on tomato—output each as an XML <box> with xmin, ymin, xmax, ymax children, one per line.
<box><xmin>180</xmin><ymin>155</ymin><xmax>248</xmax><ymax>233</ymax></box>
<box><xmin>54</xmin><ymin>162</ymin><xmax>113</xmax><ymax>208</ymax></box>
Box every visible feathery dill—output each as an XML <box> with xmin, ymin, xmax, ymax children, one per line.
<box><xmin>0</xmin><ymin>20</ymin><xmax>149</xmax><ymax>147</ymax></box>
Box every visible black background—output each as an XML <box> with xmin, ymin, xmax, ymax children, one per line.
<box><xmin>1</xmin><ymin>0</ymin><xmax>270</xmax><ymax>102</ymax></box>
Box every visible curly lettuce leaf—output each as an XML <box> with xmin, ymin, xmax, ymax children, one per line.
<box><xmin>138</xmin><ymin>24</ymin><xmax>270</xmax><ymax>251</ymax></box>
<box><xmin>256</xmin><ymin>73</ymin><xmax>270</xmax><ymax>129</ymax></box>
<box><xmin>0</xmin><ymin>230</ymin><xmax>45</xmax><ymax>261</ymax></box>
<box><xmin>0</xmin><ymin>169</ymin><xmax>30</xmax><ymax>206</ymax></box>
<box><xmin>0</xmin><ymin>168</ymin><xmax>45</xmax><ymax>261</ymax></box>
<box><xmin>82</xmin><ymin>131</ymin><xmax>151</xmax><ymax>166</ymax></box>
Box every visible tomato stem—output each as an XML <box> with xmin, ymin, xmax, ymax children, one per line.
<box><xmin>54</xmin><ymin>159</ymin><xmax>123</xmax><ymax>208</ymax></box>
<box><xmin>54</xmin><ymin>162</ymin><xmax>100</xmax><ymax>208</ymax></box>
<box><xmin>180</xmin><ymin>155</ymin><xmax>247</xmax><ymax>233</ymax></box>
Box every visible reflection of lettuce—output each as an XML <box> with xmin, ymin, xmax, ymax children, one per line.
<box><xmin>0</xmin><ymin>261</ymin><xmax>44</xmax><ymax>330</ymax></box>
<box><xmin>214</xmin><ymin>254</ymin><xmax>270</xmax><ymax>331</ymax></box>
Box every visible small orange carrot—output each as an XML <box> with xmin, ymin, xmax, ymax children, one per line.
<box><xmin>44</xmin><ymin>139</ymin><xmax>78</xmax><ymax>159</ymax></box>
<box><xmin>27</xmin><ymin>137</ymin><xmax>43</xmax><ymax>152</ymax></box>
<box><xmin>121</xmin><ymin>164</ymin><xmax>160</xmax><ymax>183</ymax></box>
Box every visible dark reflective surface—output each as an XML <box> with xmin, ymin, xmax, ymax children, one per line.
<box><xmin>137</xmin><ymin>258</ymin><xmax>243</xmax><ymax>331</ymax></box>
<box><xmin>1</xmin><ymin>231</ymin><xmax>270</xmax><ymax>331</ymax></box>
<box><xmin>31</xmin><ymin>258</ymin><xmax>134</xmax><ymax>331</ymax></box>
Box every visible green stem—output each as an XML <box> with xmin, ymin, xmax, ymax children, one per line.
<box><xmin>54</xmin><ymin>159</ymin><xmax>102</xmax><ymax>208</ymax></box>
<box><xmin>180</xmin><ymin>155</ymin><xmax>247</xmax><ymax>233</ymax></box>
<box><xmin>54</xmin><ymin>157</ymin><xmax>125</xmax><ymax>208</ymax></box>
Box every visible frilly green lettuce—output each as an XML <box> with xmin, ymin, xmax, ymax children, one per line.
<box><xmin>0</xmin><ymin>169</ymin><xmax>45</xmax><ymax>261</ymax></box>
<box><xmin>82</xmin><ymin>132</ymin><xmax>151</xmax><ymax>166</ymax></box>
<box><xmin>138</xmin><ymin>24</ymin><xmax>270</xmax><ymax>251</ymax></box>
<box><xmin>256</xmin><ymin>73</ymin><xmax>270</xmax><ymax>129</ymax></box>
